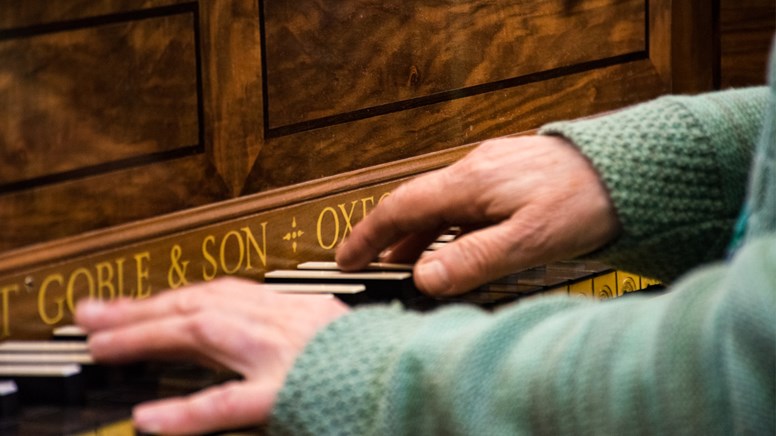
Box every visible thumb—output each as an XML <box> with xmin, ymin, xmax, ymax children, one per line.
<box><xmin>414</xmin><ymin>221</ymin><xmax>536</xmax><ymax>296</ymax></box>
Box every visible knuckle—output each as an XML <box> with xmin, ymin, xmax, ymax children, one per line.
<box><xmin>354</xmin><ymin>223</ymin><xmax>385</xmax><ymax>253</ymax></box>
<box><xmin>506</xmin><ymin>213</ymin><xmax>551</xmax><ymax>254</ymax></box>
<box><xmin>457</xmin><ymin>152</ymin><xmax>494</xmax><ymax>181</ymax></box>
<box><xmin>380</xmin><ymin>186</ymin><xmax>418</xmax><ymax>233</ymax></box>
<box><xmin>186</xmin><ymin>311</ymin><xmax>221</xmax><ymax>347</ymax></box>
<box><xmin>457</xmin><ymin>237</ymin><xmax>499</xmax><ymax>276</ymax></box>
<box><xmin>474</xmin><ymin>137</ymin><xmax>513</xmax><ymax>158</ymax></box>
<box><xmin>171</xmin><ymin>292</ymin><xmax>202</xmax><ymax>315</ymax></box>
<box><xmin>173</xmin><ymin>277</ymin><xmax>246</xmax><ymax>315</ymax></box>
<box><xmin>208</xmin><ymin>381</ymin><xmax>244</xmax><ymax>419</ymax></box>
<box><xmin>476</xmin><ymin>139</ymin><xmax>503</xmax><ymax>153</ymax></box>
<box><xmin>383</xmin><ymin>183</ymin><xmax>412</xmax><ymax>213</ymax></box>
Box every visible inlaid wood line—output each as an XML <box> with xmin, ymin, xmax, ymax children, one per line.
<box><xmin>0</xmin><ymin>139</ymin><xmax>475</xmax><ymax>275</ymax></box>
<box><xmin>0</xmin><ymin>2</ymin><xmax>207</xmax><ymax>194</ymax></box>
<box><xmin>257</xmin><ymin>0</ymin><xmax>651</xmax><ymax>138</ymax></box>
<box><xmin>258</xmin><ymin>0</ymin><xmax>271</xmax><ymax>142</ymax></box>
<box><xmin>0</xmin><ymin>146</ymin><xmax>202</xmax><ymax>195</ymax></box>
<box><xmin>262</xmin><ymin>51</ymin><xmax>648</xmax><ymax>139</ymax></box>
<box><xmin>0</xmin><ymin>3</ymin><xmax>198</xmax><ymax>38</ymax></box>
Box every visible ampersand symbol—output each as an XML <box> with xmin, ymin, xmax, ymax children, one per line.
<box><xmin>168</xmin><ymin>245</ymin><xmax>190</xmax><ymax>288</ymax></box>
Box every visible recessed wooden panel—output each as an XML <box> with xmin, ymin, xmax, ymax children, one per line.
<box><xmin>263</xmin><ymin>0</ymin><xmax>646</xmax><ymax>130</ymax></box>
<box><xmin>0</xmin><ymin>155</ymin><xmax>229</xmax><ymax>252</ymax></box>
<box><xmin>719</xmin><ymin>0</ymin><xmax>775</xmax><ymax>88</ymax></box>
<box><xmin>0</xmin><ymin>8</ymin><xmax>200</xmax><ymax>188</ymax></box>
<box><xmin>246</xmin><ymin>58</ymin><xmax>667</xmax><ymax>192</ymax></box>
<box><xmin>0</xmin><ymin>0</ymin><xmax>739</xmax><ymax>264</ymax></box>
<box><xmin>0</xmin><ymin>0</ymin><xmax>191</xmax><ymax>29</ymax></box>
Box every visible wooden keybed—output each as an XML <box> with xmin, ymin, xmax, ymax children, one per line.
<box><xmin>0</xmin><ymin>257</ymin><xmax>663</xmax><ymax>435</ymax></box>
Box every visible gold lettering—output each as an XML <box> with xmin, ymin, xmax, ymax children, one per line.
<box><xmin>115</xmin><ymin>257</ymin><xmax>127</xmax><ymax>298</ymax></box>
<box><xmin>317</xmin><ymin>207</ymin><xmax>340</xmax><ymax>250</ymax></box>
<box><xmin>134</xmin><ymin>252</ymin><xmax>152</xmax><ymax>299</ymax></box>
<box><xmin>167</xmin><ymin>245</ymin><xmax>190</xmax><ymax>289</ymax></box>
<box><xmin>379</xmin><ymin>192</ymin><xmax>391</xmax><ymax>203</ymax></box>
<box><xmin>337</xmin><ymin>201</ymin><xmax>358</xmax><ymax>239</ymax></box>
<box><xmin>95</xmin><ymin>261</ymin><xmax>116</xmax><ymax>300</ymax></box>
<box><xmin>0</xmin><ymin>284</ymin><xmax>19</xmax><ymax>338</ymax></box>
<box><xmin>38</xmin><ymin>274</ymin><xmax>65</xmax><ymax>325</ymax></box>
<box><xmin>360</xmin><ymin>196</ymin><xmax>375</xmax><ymax>219</ymax></box>
<box><xmin>201</xmin><ymin>235</ymin><xmax>218</xmax><ymax>281</ymax></box>
<box><xmin>241</xmin><ymin>223</ymin><xmax>268</xmax><ymax>270</ymax></box>
<box><xmin>220</xmin><ymin>230</ymin><xmax>245</xmax><ymax>275</ymax></box>
<box><xmin>66</xmin><ymin>267</ymin><xmax>95</xmax><ymax>315</ymax></box>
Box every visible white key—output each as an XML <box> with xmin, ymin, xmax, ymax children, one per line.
<box><xmin>296</xmin><ymin>261</ymin><xmax>413</xmax><ymax>271</ymax></box>
<box><xmin>263</xmin><ymin>283</ymin><xmax>365</xmax><ymax>294</ymax></box>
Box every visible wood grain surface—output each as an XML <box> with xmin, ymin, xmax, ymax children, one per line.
<box><xmin>719</xmin><ymin>0</ymin><xmax>775</xmax><ymax>88</ymax></box>
<box><xmin>0</xmin><ymin>10</ymin><xmax>199</xmax><ymax>186</ymax></box>
<box><xmin>0</xmin><ymin>0</ymin><xmax>190</xmax><ymax>29</ymax></box>
<box><xmin>0</xmin><ymin>0</ymin><xmax>770</xmax><ymax>259</ymax></box>
<box><xmin>263</xmin><ymin>0</ymin><xmax>646</xmax><ymax>129</ymax></box>
<box><xmin>246</xmin><ymin>58</ymin><xmax>666</xmax><ymax>192</ymax></box>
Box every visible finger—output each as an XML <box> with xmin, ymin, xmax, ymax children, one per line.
<box><xmin>87</xmin><ymin>314</ymin><xmax>213</xmax><ymax>364</ymax></box>
<box><xmin>87</xmin><ymin>309</ymin><xmax>263</xmax><ymax>373</ymax></box>
<box><xmin>76</xmin><ymin>278</ymin><xmax>265</xmax><ymax>331</ymax></box>
<box><xmin>413</xmin><ymin>216</ymin><xmax>547</xmax><ymax>296</ymax></box>
<box><xmin>337</xmin><ymin>168</ymin><xmax>473</xmax><ymax>270</ymax></box>
<box><xmin>133</xmin><ymin>380</ymin><xmax>277</xmax><ymax>435</ymax></box>
<box><xmin>377</xmin><ymin>228</ymin><xmax>444</xmax><ymax>265</ymax></box>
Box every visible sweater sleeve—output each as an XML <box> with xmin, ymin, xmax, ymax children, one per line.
<box><xmin>540</xmin><ymin>87</ymin><xmax>768</xmax><ymax>282</ymax></box>
<box><xmin>269</xmin><ymin>234</ymin><xmax>776</xmax><ymax>436</ymax></box>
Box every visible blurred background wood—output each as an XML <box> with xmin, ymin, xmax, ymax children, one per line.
<box><xmin>720</xmin><ymin>0</ymin><xmax>775</xmax><ymax>88</ymax></box>
<box><xmin>0</xmin><ymin>0</ymin><xmax>772</xmax><ymax>254</ymax></box>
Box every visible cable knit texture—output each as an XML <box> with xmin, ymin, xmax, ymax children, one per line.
<box><xmin>269</xmin><ymin>45</ymin><xmax>776</xmax><ymax>435</ymax></box>
<box><xmin>748</xmin><ymin>50</ymin><xmax>776</xmax><ymax>239</ymax></box>
<box><xmin>540</xmin><ymin>88</ymin><xmax>767</xmax><ymax>282</ymax></box>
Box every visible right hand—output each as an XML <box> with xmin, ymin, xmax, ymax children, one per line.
<box><xmin>336</xmin><ymin>135</ymin><xmax>621</xmax><ymax>296</ymax></box>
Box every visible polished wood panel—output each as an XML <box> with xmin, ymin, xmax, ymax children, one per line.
<box><xmin>648</xmin><ymin>0</ymin><xmax>716</xmax><ymax>93</ymax></box>
<box><xmin>199</xmin><ymin>0</ymin><xmax>264</xmax><ymax>197</ymax></box>
<box><xmin>263</xmin><ymin>0</ymin><xmax>646</xmax><ymax>129</ymax></box>
<box><xmin>0</xmin><ymin>2</ymin><xmax>249</xmax><ymax>251</ymax></box>
<box><xmin>0</xmin><ymin>10</ymin><xmax>199</xmax><ymax>186</ymax></box>
<box><xmin>0</xmin><ymin>0</ymin><xmax>730</xmax><ymax>252</ymax></box>
<box><xmin>0</xmin><ymin>155</ymin><xmax>228</xmax><ymax>251</ymax></box>
<box><xmin>719</xmin><ymin>0</ymin><xmax>775</xmax><ymax>88</ymax></box>
<box><xmin>247</xmin><ymin>59</ymin><xmax>667</xmax><ymax>191</ymax></box>
<box><xmin>0</xmin><ymin>0</ymin><xmax>190</xmax><ymax>28</ymax></box>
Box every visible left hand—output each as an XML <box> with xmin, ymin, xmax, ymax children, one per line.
<box><xmin>75</xmin><ymin>277</ymin><xmax>349</xmax><ymax>435</ymax></box>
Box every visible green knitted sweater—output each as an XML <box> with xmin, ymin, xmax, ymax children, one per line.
<box><xmin>269</xmin><ymin>53</ymin><xmax>776</xmax><ymax>434</ymax></box>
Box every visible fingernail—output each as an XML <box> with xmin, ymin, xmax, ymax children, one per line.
<box><xmin>416</xmin><ymin>260</ymin><xmax>452</xmax><ymax>294</ymax></box>
<box><xmin>76</xmin><ymin>300</ymin><xmax>107</xmax><ymax>320</ymax></box>
<box><xmin>335</xmin><ymin>241</ymin><xmax>352</xmax><ymax>263</ymax></box>
<box><xmin>134</xmin><ymin>406</ymin><xmax>163</xmax><ymax>434</ymax></box>
<box><xmin>87</xmin><ymin>331</ymin><xmax>113</xmax><ymax>350</ymax></box>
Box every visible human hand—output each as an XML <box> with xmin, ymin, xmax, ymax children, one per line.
<box><xmin>336</xmin><ymin>135</ymin><xmax>621</xmax><ymax>296</ymax></box>
<box><xmin>75</xmin><ymin>278</ymin><xmax>349</xmax><ymax>435</ymax></box>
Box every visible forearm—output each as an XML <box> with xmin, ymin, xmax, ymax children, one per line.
<box><xmin>270</xmin><ymin>235</ymin><xmax>776</xmax><ymax>435</ymax></box>
<box><xmin>540</xmin><ymin>87</ymin><xmax>768</xmax><ymax>281</ymax></box>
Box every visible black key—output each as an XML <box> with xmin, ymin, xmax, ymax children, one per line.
<box><xmin>0</xmin><ymin>364</ymin><xmax>85</xmax><ymax>405</ymax></box>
